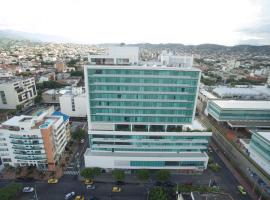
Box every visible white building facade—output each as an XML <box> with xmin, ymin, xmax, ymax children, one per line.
<box><xmin>0</xmin><ymin>107</ymin><xmax>70</xmax><ymax>171</ymax></box>
<box><xmin>59</xmin><ymin>87</ymin><xmax>87</xmax><ymax>118</ymax></box>
<box><xmin>0</xmin><ymin>77</ymin><xmax>37</xmax><ymax>109</ymax></box>
<box><xmin>89</xmin><ymin>46</ymin><xmax>139</xmax><ymax>65</ymax></box>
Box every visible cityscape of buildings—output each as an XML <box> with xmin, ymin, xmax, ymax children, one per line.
<box><xmin>0</xmin><ymin>42</ymin><xmax>269</xmax><ymax>200</ymax></box>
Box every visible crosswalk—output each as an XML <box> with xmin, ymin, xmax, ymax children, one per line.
<box><xmin>63</xmin><ymin>170</ymin><xmax>80</xmax><ymax>175</ymax></box>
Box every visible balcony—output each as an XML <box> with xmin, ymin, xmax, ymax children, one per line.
<box><xmin>10</xmin><ymin>140</ymin><xmax>43</xmax><ymax>145</ymax></box>
<box><xmin>12</xmin><ymin>145</ymin><xmax>43</xmax><ymax>150</ymax></box>
<box><xmin>15</xmin><ymin>156</ymin><xmax>47</xmax><ymax>160</ymax></box>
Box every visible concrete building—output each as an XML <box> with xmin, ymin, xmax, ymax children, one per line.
<box><xmin>212</xmin><ymin>86</ymin><xmax>270</xmax><ymax>100</ymax></box>
<box><xmin>55</xmin><ymin>62</ymin><xmax>66</xmax><ymax>72</ymax></box>
<box><xmin>42</xmin><ymin>89</ymin><xmax>68</xmax><ymax>104</ymax></box>
<box><xmin>0</xmin><ymin>77</ymin><xmax>37</xmax><ymax>109</ymax></box>
<box><xmin>160</xmin><ymin>51</ymin><xmax>193</xmax><ymax>68</ymax></box>
<box><xmin>248</xmin><ymin>130</ymin><xmax>270</xmax><ymax>175</ymax></box>
<box><xmin>59</xmin><ymin>87</ymin><xmax>87</xmax><ymax>118</ymax></box>
<box><xmin>0</xmin><ymin>106</ymin><xmax>70</xmax><ymax>171</ymax></box>
<box><xmin>84</xmin><ymin>62</ymin><xmax>212</xmax><ymax>171</ymax></box>
<box><xmin>89</xmin><ymin>46</ymin><xmax>139</xmax><ymax>65</ymax></box>
<box><xmin>208</xmin><ymin>100</ymin><xmax>270</xmax><ymax>128</ymax></box>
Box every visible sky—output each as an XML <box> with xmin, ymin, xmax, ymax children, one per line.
<box><xmin>0</xmin><ymin>0</ymin><xmax>269</xmax><ymax>45</ymax></box>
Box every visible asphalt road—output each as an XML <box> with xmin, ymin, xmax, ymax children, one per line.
<box><xmin>18</xmin><ymin>175</ymin><xmax>146</xmax><ymax>200</ymax></box>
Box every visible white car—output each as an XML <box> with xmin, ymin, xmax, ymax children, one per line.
<box><xmin>65</xmin><ymin>191</ymin><xmax>75</xmax><ymax>200</ymax></box>
<box><xmin>22</xmin><ymin>187</ymin><xmax>34</xmax><ymax>193</ymax></box>
<box><xmin>86</xmin><ymin>184</ymin><xmax>96</xmax><ymax>190</ymax></box>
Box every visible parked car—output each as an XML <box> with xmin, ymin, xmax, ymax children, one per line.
<box><xmin>65</xmin><ymin>191</ymin><xmax>75</xmax><ymax>200</ymax></box>
<box><xmin>22</xmin><ymin>187</ymin><xmax>34</xmax><ymax>193</ymax></box>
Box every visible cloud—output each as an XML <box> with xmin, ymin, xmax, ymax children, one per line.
<box><xmin>0</xmin><ymin>0</ymin><xmax>269</xmax><ymax>45</ymax></box>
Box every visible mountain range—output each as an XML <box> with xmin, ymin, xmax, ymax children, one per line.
<box><xmin>1</xmin><ymin>29</ymin><xmax>270</xmax><ymax>55</ymax></box>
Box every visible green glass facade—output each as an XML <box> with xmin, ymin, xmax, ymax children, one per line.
<box><xmin>250</xmin><ymin>133</ymin><xmax>270</xmax><ymax>161</ymax></box>
<box><xmin>208</xmin><ymin>101</ymin><xmax>270</xmax><ymax>121</ymax></box>
<box><xmin>87</xmin><ymin>68</ymin><xmax>200</xmax><ymax>124</ymax></box>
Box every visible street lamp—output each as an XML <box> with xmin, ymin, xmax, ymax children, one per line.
<box><xmin>34</xmin><ymin>185</ymin><xmax>38</xmax><ymax>200</ymax></box>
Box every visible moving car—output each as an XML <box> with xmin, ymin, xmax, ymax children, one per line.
<box><xmin>74</xmin><ymin>195</ymin><xmax>84</xmax><ymax>200</ymax></box>
<box><xmin>112</xmin><ymin>186</ymin><xmax>122</xmax><ymax>192</ymax></box>
<box><xmin>86</xmin><ymin>184</ymin><xmax>96</xmax><ymax>190</ymax></box>
<box><xmin>47</xmin><ymin>178</ymin><xmax>58</xmax><ymax>184</ymax></box>
<box><xmin>22</xmin><ymin>187</ymin><xmax>34</xmax><ymax>193</ymax></box>
<box><xmin>84</xmin><ymin>179</ymin><xmax>93</xmax><ymax>185</ymax></box>
<box><xmin>237</xmin><ymin>185</ymin><xmax>246</xmax><ymax>195</ymax></box>
<box><xmin>65</xmin><ymin>191</ymin><xmax>75</xmax><ymax>200</ymax></box>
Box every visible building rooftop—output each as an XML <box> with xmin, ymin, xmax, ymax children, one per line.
<box><xmin>0</xmin><ymin>76</ymin><xmax>34</xmax><ymax>84</ymax></box>
<box><xmin>200</xmin><ymin>89</ymin><xmax>218</xmax><ymax>99</ymax></box>
<box><xmin>213</xmin><ymin>87</ymin><xmax>261</xmax><ymax>97</ymax></box>
<box><xmin>253</xmin><ymin>131</ymin><xmax>270</xmax><ymax>143</ymax></box>
<box><xmin>52</xmin><ymin>111</ymin><xmax>69</xmax><ymax>122</ymax></box>
<box><xmin>86</xmin><ymin>65</ymin><xmax>200</xmax><ymax>72</ymax></box>
<box><xmin>211</xmin><ymin>100</ymin><xmax>270</xmax><ymax>110</ymax></box>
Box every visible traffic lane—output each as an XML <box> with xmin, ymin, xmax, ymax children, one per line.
<box><xmin>18</xmin><ymin>179</ymin><xmax>146</xmax><ymax>200</ymax></box>
<box><xmin>91</xmin><ymin>183</ymin><xmax>146</xmax><ymax>200</ymax></box>
<box><xmin>211</xmin><ymin>149</ymin><xmax>252</xmax><ymax>200</ymax></box>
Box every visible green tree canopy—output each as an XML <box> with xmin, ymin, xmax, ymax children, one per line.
<box><xmin>70</xmin><ymin>70</ymin><xmax>84</xmax><ymax>77</ymax></box>
<box><xmin>136</xmin><ymin>169</ymin><xmax>150</xmax><ymax>183</ymax></box>
<box><xmin>112</xmin><ymin>169</ymin><xmax>125</xmax><ymax>182</ymax></box>
<box><xmin>149</xmin><ymin>187</ymin><xmax>167</xmax><ymax>200</ymax></box>
<box><xmin>72</xmin><ymin>127</ymin><xmax>85</xmax><ymax>141</ymax></box>
<box><xmin>155</xmin><ymin>170</ymin><xmax>171</xmax><ymax>182</ymax></box>
<box><xmin>80</xmin><ymin>168</ymin><xmax>101</xmax><ymax>180</ymax></box>
<box><xmin>0</xmin><ymin>182</ymin><xmax>23</xmax><ymax>200</ymax></box>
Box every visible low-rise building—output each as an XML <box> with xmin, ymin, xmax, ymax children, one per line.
<box><xmin>0</xmin><ymin>77</ymin><xmax>37</xmax><ymax>109</ymax></box>
<box><xmin>0</xmin><ymin>106</ymin><xmax>70</xmax><ymax>171</ymax></box>
<box><xmin>212</xmin><ymin>86</ymin><xmax>270</xmax><ymax>100</ymax></box>
<box><xmin>248</xmin><ymin>130</ymin><xmax>270</xmax><ymax>175</ymax></box>
<box><xmin>208</xmin><ymin>100</ymin><xmax>270</xmax><ymax>128</ymax></box>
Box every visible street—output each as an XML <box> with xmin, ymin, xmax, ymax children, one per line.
<box><xmin>1</xmin><ymin>148</ymin><xmax>250</xmax><ymax>200</ymax></box>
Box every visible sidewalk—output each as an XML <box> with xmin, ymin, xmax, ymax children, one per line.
<box><xmin>211</xmin><ymin>142</ymin><xmax>258</xmax><ymax>200</ymax></box>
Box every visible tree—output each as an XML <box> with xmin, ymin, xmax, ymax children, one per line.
<box><xmin>34</xmin><ymin>95</ymin><xmax>42</xmax><ymax>103</ymax></box>
<box><xmin>136</xmin><ymin>169</ymin><xmax>150</xmax><ymax>183</ymax></box>
<box><xmin>112</xmin><ymin>169</ymin><xmax>125</xmax><ymax>182</ymax></box>
<box><xmin>155</xmin><ymin>170</ymin><xmax>171</xmax><ymax>182</ymax></box>
<box><xmin>149</xmin><ymin>187</ymin><xmax>167</xmax><ymax>200</ymax></box>
<box><xmin>70</xmin><ymin>70</ymin><xmax>84</xmax><ymax>77</ymax></box>
<box><xmin>0</xmin><ymin>182</ymin><xmax>23</xmax><ymax>200</ymax></box>
<box><xmin>16</xmin><ymin>105</ymin><xmax>23</xmax><ymax>112</ymax></box>
<box><xmin>72</xmin><ymin>127</ymin><xmax>85</xmax><ymax>141</ymax></box>
<box><xmin>80</xmin><ymin>168</ymin><xmax>101</xmax><ymax>180</ymax></box>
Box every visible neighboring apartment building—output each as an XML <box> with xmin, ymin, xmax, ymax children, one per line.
<box><xmin>248</xmin><ymin>130</ymin><xmax>270</xmax><ymax>175</ymax></box>
<box><xmin>89</xmin><ymin>46</ymin><xmax>139</xmax><ymax>65</ymax></box>
<box><xmin>0</xmin><ymin>77</ymin><xmax>37</xmax><ymax>109</ymax></box>
<box><xmin>84</xmin><ymin>61</ymin><xmax>212</xmax><ymax>171</ymax></box>
<box><xmin>0</xmin><ymin>106</ymin><xmax>70</xmax><ymax>171</ymax></box>
<box><xmin>59</xmin><ymin>87</ymin><xmax>87</xmax><ymax>118</ymax></box>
